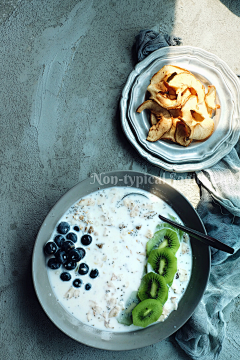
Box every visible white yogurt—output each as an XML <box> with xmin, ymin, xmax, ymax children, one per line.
<box><xmin>46</xmin><ymin>187</ymin><xmax>192</xmax><ymax>331</ymax></box>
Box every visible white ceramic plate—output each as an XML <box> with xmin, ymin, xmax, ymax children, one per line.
<box><xmin>121</xmin><ymin>46</ymin><xmax>240</xmax><ymax>171</ymax></box>
<box><xmin>32</xmin><ymin>171</ymin><xmax>210</xmax><ymax>350</ymax></box>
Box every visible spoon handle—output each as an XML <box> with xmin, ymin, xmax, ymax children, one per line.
<box><xmin>158</xmin><ymin>214</ymin><xmax>234</xmax><ymax>254</ymax></box>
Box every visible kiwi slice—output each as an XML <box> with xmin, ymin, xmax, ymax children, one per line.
<box><xmin>132</xmin><ymin>299</ymin><xmax>163</xmax><ymax>328</ymax></box>
<box><xmin>148</xmin><ymin>248</ymin><xmax>177</xmax><ymax>285</ymax></box>
<box><xmin>156</xmin><ymin>214</ymin><xmax>184</xmax><ymax>239</ymax></box>
<box><xmin>117</xmin><ymin>291</ymin><xmax>140</xmax><ymax>326</ymax></box>
<box><xmin>146</xmin><ymin>228</ymin><xmax>180</xmax><ymax>256</ymax></box>
<box><xmin>138</xmin><ymin>272</ymin><xmax>168</xmax><ymax>304</ymax></box>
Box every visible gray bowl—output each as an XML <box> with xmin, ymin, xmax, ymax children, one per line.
<box><xmin>32</xmin><ymin>170</ymin><xmax>210</xmax><ymax>350</ymax></box>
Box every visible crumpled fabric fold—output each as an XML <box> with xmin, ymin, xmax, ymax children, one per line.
<box><xmin>134</xmin><ymin>29</ymin><xmax>181</xmax><ymax>62</ymax></box>
<box><xmin>196</xmin><ymin>142</ymin><xmax>240</xmax><ymax>217</ymax></box>
<box><xmin>175</xmin><ymin>185</ymin><xmax>240</xmax><ymax>359</ymax></box>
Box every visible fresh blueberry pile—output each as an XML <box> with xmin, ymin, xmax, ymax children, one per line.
<box><xmin>44</xmin><ymin>221</ymin><xmax>99</xmax><ymax>290</ymax></box>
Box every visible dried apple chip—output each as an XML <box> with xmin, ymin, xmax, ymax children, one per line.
<box><xmin>167</xmin><ymin>73</ymin><xmax>205</xmax><ymax>104</ymax></box>
<box><xmin>150</xmin><ymin>112</ymin><xmax>158</xmax><ymax>126</ymax></box>
<box><xmin>189</xmin><ymin>117</ymin><xmax>214</xmax><ymax>140</ymax></box>
<box><xmin>181</xmin><ymin>95</ymin><xmax>198</xmax><ymax>123</ymax></box>
<box><xmin>180</xmin><ymin>96</ymin><xmax>214</xmax><ymax>140</ymax></box>
<box><xmin>147</xmin><ymin>116</ymin><xmax>173</xmax><ymax>142</ymax></box>
<box><xmin>205</xmin><ymin>85</ymin><xmax>220</xmax><ymax>116</ymax></box>
<box><xmin>175</xmin><ymin>119</ymin><xmax>192</xmax><ymax>147</ymax></box>
<box><xmin>148</xmin><ymin>65</ymin><xmax>188</xmax><ymax>89</ymax></box>
<box><xmin>137</xmin><ymin>100</ymin><xmax>171</xmax><ymax>119</ymax></box>
<box><xmin>150</xmin><ymin>87</ymin><xmax>191</xmax><ymax>110</ymax></box>
<box><xmin>169</xmin><ymin>109</ymin><xmax>182</xmax><ymax>118</ymax></box>
<box><xmin>161</xmin><ymin>117</ymin><xmax>179</xmax><ymax>143</ymax></box>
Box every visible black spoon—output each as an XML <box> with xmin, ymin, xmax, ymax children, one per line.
<box><xmin>159</xmin><ymin>214</ymin><xmax>234</xmax><ymax>254</ymax></box>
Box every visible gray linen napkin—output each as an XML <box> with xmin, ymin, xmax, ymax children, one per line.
<box><xmin>196</xmin><ymin>141</ymin><xmax>240</xmax><ymax>218</ymax></box>
<box><xmin>175</xmin><ymin>185</ymin><xmax>240</xmax><ymax>359</ymax></box>
<box><xmin>134</xmin><ymin>30</ymin><xmax>240</xmax><ymax>359</ymax></box>
<box><xmin>134</xmin><ymin>29</ymin><xmax>181</xmax><ymax>62</ymax></box>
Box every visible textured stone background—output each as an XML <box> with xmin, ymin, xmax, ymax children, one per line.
<box><xmin>1</xmin><ymin>0</ymin><xmax>240</xmax><ymax>359</ymax></box>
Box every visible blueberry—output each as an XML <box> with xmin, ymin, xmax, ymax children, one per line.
<box><xmin>68</xmin><ymin>248</ymin><xmax>85</xmax><ymax>262</ymax></box>
<box><xmin>47</xmin><ymin>258</ymin><xmax>61</xmax><ymax>269</ymax></box>
<box><xmin>85</xmin><ymin>283</ymin><xmax>91</xmax><ymax>291</ymax></box>
<box><xmin>78</xmin><ymin>263</ymin><xmax>89</xmax><ymax>275</ymax></box>
<box><xmin>66</xmin><ymin>232</ymin><xmax>77</xmax><ymax>243</ymax></box>
<box><xmin>54</xmin><ymin>235</ymin><xmax>65</xmax><ymax>247</ymax></box>
<box><xmin>57</xmin><ymin>222</ymin><xmax>70</xmax><ymax>235</ymax></box>
<box><xmin>81</xmin><ymin>234</ymin><xmax>92</xmax><ymax>246</ymax></box>
<box><xmin>73</xmin><ymin>279</ymin><xmax>82</xmax><ymax>288</ymax></box>
<box><xmin>64</xmin><ymin>261</ymin><xmax>77</xmax><ymax>270</ymax></box>
<box><xmin>76</xmin><ymin>247</ymin><xmax>86</xmax><ymax>260</ymax></box>
<box><xmin>61</xmin><ymin>240</ymin><xmax>75</xmax><ymax>253</ymax></box>
<box><xmin>55</xmin><ymin>249</ymin><xmax>68</xmax><ymax>264</ymax></box>
<box><xmin>60</xmin><ymin>272</ymin><xmax>71</xmax><ymax>281</ymax></box>
<box><xmin>89</xmin><ymin>269</ymin><xmax>99</xmax><ymax>279</ymax></box>
<box><xmin>73</xmin><ymin>226</ymin><xmax>80</xmax><ymax>232</ymax></box>
<box><xmin>44</xmin><ymin>242</ymin><xmax>57</xmax><ymax>255</ymax></box>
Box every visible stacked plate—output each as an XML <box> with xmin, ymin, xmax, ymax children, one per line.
<box><xmin>120</xmin><ymin>46</ymin><xmax>240</xmax><ymax>172</ymax></box>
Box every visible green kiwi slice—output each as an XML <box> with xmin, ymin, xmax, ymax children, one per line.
<box><xmin>148</xmin><ymin>248</ymin><xmax>177</xmax><ymax>285</ymax></box>
<box><xmin>156</xmin><ymin>214</ymin><xmax>184</xmax><ymax>239</ymax></box>
<box><xmin>132</xmin><ymin>299</ymin><xmax>163</xmax><ymax>328</ymax></box>
<box><xmin>146</xmin><ymin>228</ymin><xmax>180</xmax><ymax>256</ymax></box>
<box><xmin>138</xmin><ymin>272</ymin><xmax>168</xmax><ymax>304</ymax></box>
<box><xmin>117</xmin><ymin>291</ymin><xmax>140</xmax><ymax>326</ymax></box>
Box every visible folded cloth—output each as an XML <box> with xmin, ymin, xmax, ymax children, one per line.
<box><xmin>134</xmin><ymin>29</ymin><xmax>240</xmax><ymax>359</ymax></box>
<box><xmin>175</xmin><ymin>186</ymin><xmax>240</xmax><ymax>360</ymax></box>
<box><xmin>196</xmin><ymin>141</ymin><xmax>240</xmax><ymax>217</ymax></box>
<box><xmin>134</xmin><ymin>29</ymin><xmax>181</xmax><ymax>62</ymax></box>
<box><xmin>177</xmin><ymin>138</ymin><xmax>240</xmax><ymax>360</ymax></box>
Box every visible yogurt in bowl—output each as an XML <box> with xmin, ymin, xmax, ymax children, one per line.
<box><xmin>44</xmin><ymin>187</ymin><xmax>192</xmax><ymax>332</ymax></box>
<box><xmin>32</xmin><ymin>171</ymin><xmax>210</xmax><ymax>350</ymax></box>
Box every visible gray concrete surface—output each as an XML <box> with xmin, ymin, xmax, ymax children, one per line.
<box><xmin>1</xmin><ymin>0</ymin><xmax>240</xmax><ymax>359</ymax></box>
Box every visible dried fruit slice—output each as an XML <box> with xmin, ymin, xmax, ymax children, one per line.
<box><xmin>147</xmin><ymin>116</ymin><xmax>173</xmax><ymax>142</ymax></box>
<box><xmin>205</xmin><ymin>85</ymin><xmax>220</xmax><ymax>116</ymax></box>
<box><xmin>169</xmin><ymin>108</ymin><xmax>182</xmax><ymax>118</ymax></box>
<box><xmin>189</xmin><ymin>117</ymin><xmax>214</xmax><ymax>140</ymax></box>
<box><xmin>175</xmin><ymin>119</ymin><xmax>192</xmax><ymax>146</ymax></box>
<box><xmin>149</xmin><ymin>86</ymin><xmax>191</xmax><ymax>110</ymax></box>
<box><xmin>136</xmin><ymin>100</ymin><xmax>172</xmax><ymax>131</ymax></box>
<box><xmin>147</xmin><ymin>65</ymin><xmax>189</xmax><ymax>94</ymax></box>
<box><xmin>150</xmin><ymin>112</ymin><xmax>158</xmax><ymax>126</ymax></box>
<box><xmin>191</xmin><ymin>110</ymin><xmax>205</xmax><ymax>122</ymax></box>
<box><xmin>161</xmin><ymin>117</ymin><xmax>179</xmax><ymax>142</ymax></box>
<box><xmin>167</xmin><ymin>73</ymin><xmax>205</xmax><ymax>104</ymax></box>
<box><xmin>181</xmin><ymin>95</ymin><xmax>198</xmax><ymax>123</ymax></box>
<box><xmin>136</xmin><ymin>99</ymin><xmax>171</xmax><ymax>119</ymax></box>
